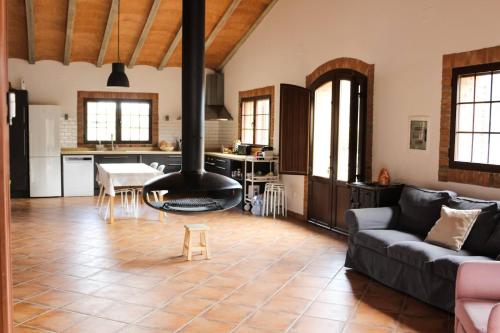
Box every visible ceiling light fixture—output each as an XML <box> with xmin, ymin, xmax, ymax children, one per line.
<box><xmin>107</xmin><ymin>0</ymin><xmax>129</xmax><ymax>87</ymax></box>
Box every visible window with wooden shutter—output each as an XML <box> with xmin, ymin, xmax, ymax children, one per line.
<box><xmin>279</xmin><ymin>84</ymin><xmax>311</xmax><ymax>175</ymax></box>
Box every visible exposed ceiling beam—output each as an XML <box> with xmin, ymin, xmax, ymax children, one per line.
<box><xmin>218</xmin><ymin>0</ymin><xmax>279</xmax><ymax>70</ymax></box>
<box><xmin>63</xmin><ymin>0</ymin><xmax>77</xmax><ymax>65</ymax></box>
<box><xmin>97</xmin><ymin>0</ymin><xmax>119</xmax><ymax>67</ymax></box>
<box><xmin>25</xmin><ymin>0</ymin><xmax>35</xmax><ymax>64</ymax></box>
<box><xmin>128</xmin><ymin>0</ymin><xmax>162</xmax><ymax>68</ymax></box>
<box><xmin>204</xmin><ymin>0</ymin><xmax>241</xmax><ymax>50</ymax></box>
<box><xmin>158</xmin><ymin>26</ymin><xmax>182</xmax><ymax>70</ymax></box>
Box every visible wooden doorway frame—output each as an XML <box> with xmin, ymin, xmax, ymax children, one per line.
<box><xmin>303</xmin><ymin>57</ymin><xmax>374</xmax><ymax>222</ymax></box>
<box><xmin>306</xmin><ymin>69</ymin><xmax>367</xmax><ymax>233</ymax></box>
<box><xmin>0</xmin><ymin>0</ymin><xmax>13</xmax><ymax>331</ymax></box>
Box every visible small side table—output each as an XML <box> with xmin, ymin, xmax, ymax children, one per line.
<box><xmin>348</xmin><ymin>182</ymin><xmax>404</xmax><ymax>209</ymax></box>
<box><xmin>183</xmin><ymin>224</ymin><xmax>211</xmax><ymax>261</ymax></box>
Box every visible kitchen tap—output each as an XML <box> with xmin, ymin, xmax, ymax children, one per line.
<box><xmin>110</xmin><ymin>134</ymin><xmax>115</xmax><ymax>151</ymax></box>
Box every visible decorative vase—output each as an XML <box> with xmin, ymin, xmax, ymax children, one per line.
<box><xmin>378</xmin><ymin>168</ymin><xmax>390</xmax><ymax>185</ymax></box>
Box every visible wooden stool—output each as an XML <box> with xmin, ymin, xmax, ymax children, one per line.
<box><xmin>183</xmin><ymin>224</ymin><xmax>210</xmax><ymax>260</ymax></box>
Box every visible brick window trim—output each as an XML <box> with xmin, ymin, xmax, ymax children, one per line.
<box><xmin>238</xmin><ymin>86</ymin><xmax>275</xmax><ymax>147</ymax></box>
<box><xmin>302</xmin><ymin>57</ymin><xmax>375</xmax><ymax>220</ymax></box>
<box><xmin>77</xmin><ymin>91</ymin><xmax>159</xmax><ymax>148</ymax></box>
<box><xmin>439</xmin><ymin>45</ymin><xmax>500</xmax><ymax>188</ymax></box>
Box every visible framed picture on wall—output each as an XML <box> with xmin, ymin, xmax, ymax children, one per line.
<box><xmin>408</xmin><ymin>116</ymin><xmax>429</xmax><ymax>151</ymax></box>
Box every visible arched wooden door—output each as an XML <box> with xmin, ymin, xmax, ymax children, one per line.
<box><xmin>307</xmin><ymin>69</ymin><xmax>367</xmax><ymax>233</ymax></box>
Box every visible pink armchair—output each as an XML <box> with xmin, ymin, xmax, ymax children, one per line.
<box><xmin>455</xmin><ymin>261</ymin><xmax>500</xmax><ymax>333</ymax></box>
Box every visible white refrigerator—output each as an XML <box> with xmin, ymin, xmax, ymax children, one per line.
<box><xmin>29</xmin><ymin>105</ymin><xmax>62</xmax><ymax>197</ymax></box>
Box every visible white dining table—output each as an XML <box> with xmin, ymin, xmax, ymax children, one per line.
<box><xmin>98</xmin><ymin>163</ymin><xmax>163</xmax><ymax>224</ymax></box>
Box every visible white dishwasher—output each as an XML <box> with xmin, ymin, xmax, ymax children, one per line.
<box><xmin>63</xmin><ymin>155</ymin><xmax>95</xmax><ymax>197</ymax></box>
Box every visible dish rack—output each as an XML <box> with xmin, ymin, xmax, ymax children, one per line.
<box><xmin>243</xmin><ymin>156</ymin><xmax>279</xmax><ymax>211</ymax></box>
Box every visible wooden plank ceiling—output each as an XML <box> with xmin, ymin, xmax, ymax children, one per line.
<box><xmin>7</xmin><ymin>0</ymin><xmax>276</xmax><ymax>70</ymax></box>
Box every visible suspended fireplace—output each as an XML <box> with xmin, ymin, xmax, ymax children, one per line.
<box><xmin>142</xmin><ymin>0</ymin><xmax>242</xmax><ymax>213</ymax></box>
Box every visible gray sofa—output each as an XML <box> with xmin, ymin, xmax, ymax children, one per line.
<box><xmin>345</xmin><ymin>185</ymin><xmax>500</xmax><ymax>313</ymax></box>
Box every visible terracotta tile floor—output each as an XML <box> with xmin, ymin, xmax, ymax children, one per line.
<box><xmin>10</xmin><ymin>197</ymin><xmax>453</xmax><ymax>332</ymax></box>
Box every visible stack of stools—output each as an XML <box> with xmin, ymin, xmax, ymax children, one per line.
<box><xmin>183</xmin><ymin>224</ymin><xmax>211</xmax><ymax>260</ymax></box>
<box><xmin>262</xmin><ymin>182</ymin><xmax>287</xmax><ymax>219</ymax></box>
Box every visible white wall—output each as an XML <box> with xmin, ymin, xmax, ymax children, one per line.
<box><xmin>223</xmin><ymin>0</ymin><xmax>500</xmax><ymax>214</ymax></box>
<box><xmin>7</xmin><ymin>59</ymin><xmax>221</xmax><ymax>149</ymax></box>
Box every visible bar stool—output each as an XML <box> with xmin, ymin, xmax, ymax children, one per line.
<box><xmin>183</xmin><ymin>224</ymin><xmax>210</xmax><ymax>260</ymax></box>
<box><xmin>262</xmin><ymin>182</ymin><xmax>287</xmax><ymax>218</ymax></box>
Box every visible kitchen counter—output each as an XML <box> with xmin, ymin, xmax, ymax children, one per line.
<box><xmin>60</xmin><ymin>149</ymin><xmax>271</xmax><ymax>161</ymax></box>
<box><xmin>61</xmin><ymin>148</ymin><xmax>181</xmax><ymax>155</ymax></box>
<box><xmin>205</xmin><ymin>152</ymin><xmax>248</xmax><ymax>161</ymax></box>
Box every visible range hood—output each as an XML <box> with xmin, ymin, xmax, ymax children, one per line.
<box><xmin>141</xmin><ymin>0</ymin><xmax>242</xmax><ymax>213</ymax></box>
<box><xmin>205</xmin><ymin>73</ymin><xmax>233</xmax><ymax>121</ymax></box>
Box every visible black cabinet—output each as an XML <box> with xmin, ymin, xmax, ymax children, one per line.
<box><xmin>9</xmin><ymin>90</ymin><xmax>30</xmax><ymax>198</ymax></box>
<box><xmin>349</xmin><ymin>182</ymin><xmax>403</xmax><ymax>209</ymax></box>
<box><xmin>141</xmin><ymin>154</ymin><xmax>181</xmax><ymax>173</ymax></box>
<box><xmin>205</xmin><ymin>155</ymin><xmax>231</xmax><ymax>176</ymax></box>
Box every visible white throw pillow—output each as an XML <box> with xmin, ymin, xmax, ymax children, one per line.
<box><xmin>425</xmin><ymin>205</ymin><xmax>481</xmax><ymax>251</ymax></box>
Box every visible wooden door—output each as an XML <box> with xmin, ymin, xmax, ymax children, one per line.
<box><xmin>0</xmin><ymin>0</ymin><xmax>14</xmax><ymax>330</ymax></box>
<box><xmin>308</xmin><ymin>80</ymin><xmax>334</xmax><ymax>228</ymax></box>
<box><xmin>308</xmin><ymin>70</ymin><xmax>367</xmax><ymax>233</ymax></box>
<box><xmin>331</xmin><ymin>76</ymin><xmax>365</xmax><ymax>232</ymax></box>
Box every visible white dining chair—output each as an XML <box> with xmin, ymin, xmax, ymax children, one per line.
<box><xmin>157</xmin><ymin>164</ymin><xmax>166</xmax><ymax>173</ymax></box>
<box><xmin>95</xmin><ymin>163</ymin><xmax>105</xmax><ymax>208</ymax></box>
<box><xmin>150</xmin><ymin>162</ymin><xmax>159</xmax><ymax>169</ymax></box>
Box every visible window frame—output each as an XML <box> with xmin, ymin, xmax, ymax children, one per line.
<box><xmin>83</xmin><ymin>97</ymin><xmax>153</xmax><ymax>145</ymax></box>
<box><xmin>239</xmin><ymin>95</ymin><xmax>272</xmax><ymax>146</ymax></box>
<box><xmin>449</xmin><ymin>61</ymin><xmax>500</xmax><ymax>173</ymax></box>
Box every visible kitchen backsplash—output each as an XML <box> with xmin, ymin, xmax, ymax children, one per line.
<box><xmin>60</xmin><ymin>114</ymin><xmax>77</xmax><ymax>148</ymax></box>
<box><xmin>159</xmin><ymin>120</ymin><xmax>222</xmax><ymax>150</ymax></box>
<box><xmin>59</xmin><ymin>116</ymin><xmax>235</xmax><ymax>150</ymax></box>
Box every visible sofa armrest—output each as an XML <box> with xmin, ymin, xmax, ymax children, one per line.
<box><xmin>488</xmin><ymin>303</ymin><xmax>500</xmax><ymax>333</ymax></box>
<box><xmin>345</xmin><ymin>206</ymin><xmax>400</xmax><ymax>234</ymax></box>
<box><xmin>456</xmin><ymin>261</ymin><xmax>500</xmax><ymax>300</ymax></box>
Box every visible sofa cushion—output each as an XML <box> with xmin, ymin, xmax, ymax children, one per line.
<box><xmin>397</xmin><ymin>186</ymin><xmax>455</xmax><ymax>236</ymax></box>
<box><xmin>425</xmin><ymin>205</ymin><xmax>481</xmax><ymax>251</ymax></box>
<box><xmin>433</xmin><ymin>255</ymin><xmax>493</xmax><ymax>282</ymax></box>
<box><xmin>387</xmin><ymin>241</ymin><xmax>470</xmax><ymax>269</ymax></box>
<box><xmin>354</xmin><ymin>229</ymin><xmax>423</xmax><ymax>255</ymax></box>
<box><xmin>485</xmin><ymin>216</ymin><xmax>500</xmax><ymax>258</ymax></box>
<box><xmin>449</xmin><ymin>197</ymin><xmax>499</xmax><ymax>255</ymax></box>
<box><xmin>455</xmin><ymin>298</ymin><xmax>495</xmax><ymax>333</ymax></box>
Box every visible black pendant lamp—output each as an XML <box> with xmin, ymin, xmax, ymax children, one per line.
<box><xmin>107</xmin><ymin>0</ymin><xmax>129</xmax><ymax>87</ymax></box>
<box><xmin>141</xmin><ymin>0</ymin><xmax>242</xmax><ymax>213</ymax></box>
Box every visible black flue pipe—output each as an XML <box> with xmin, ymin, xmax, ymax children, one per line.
<box><xmin>181</xmin><ymin>0</ymin><xmax>205</xmax><ymax>174</ymax></box>
<box><xmin>141</xmin><ymin>0</ymin><xmax>242</xmax><ymax>213</ymax></box>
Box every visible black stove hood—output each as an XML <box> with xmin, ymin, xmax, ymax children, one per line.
<box><xmin>142</xmin><ymin>0</ymin><xmax>242</xmax><ymax>213</ymax></box>
<box><xmin>205</xmin><ymin>73</ymin><xmax>233</xmax><ymax>121</ymax></box>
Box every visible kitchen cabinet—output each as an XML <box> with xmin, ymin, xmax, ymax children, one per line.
<box><xmin>205</xmin><ymin>155</ymin><xmax>231</xmax><ymax>176</ymax></box>
<box><xmin>9</xmin><ymin>89</ymin><xmax>29</xmax><ymax>198</ymax></box>
<box><xmin>141</xmin><ymin>154</ymin><xmax>181</xmax><ymax>173</ymax></box>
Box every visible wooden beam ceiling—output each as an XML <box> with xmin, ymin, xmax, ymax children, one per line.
<box><xmin>8</xmin><ymin>0</ymin><xmax>279</xmax><ymax>69</ymax></box>
<box><xmin>24</xmin><ymin>0</ymin><xmax>35</xmax><ymax>64</ymax></box>
<box><xmin>158</xmin><ymin>26</ymin><xmax>181</xmax><ymax>70</ymax></box>
<box><xmin>205</xmin><ymin>0</ymin><xmax>241</xmax><ymax>50</ymax></box>
<box><xmin>217</xmin><ymin>0</ymin><xmax>279</xmax><ymax>70</ymax></box>
<box><xmin>63</xmin><ymin>0</ymin><xmax>77</xmax><ymax>65</ymax></box>
<box><xmin>97</xmin><ymin>0</ymin><xmax>118</xmax><ymax>67</ymax></box>
<box><xmin>129</xmin><ymin>0</ymin><xmax>161</xmax><ymax>68</ymax></box>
